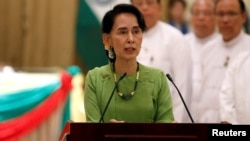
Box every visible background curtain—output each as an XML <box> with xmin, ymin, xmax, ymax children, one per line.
<box><xmin>0</xmin><ymin>0</ymin><xmax>78</xmax><ymax>69</ymax></box>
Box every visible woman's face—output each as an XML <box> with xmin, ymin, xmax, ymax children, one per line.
<box><xmin>105</xmin><ymin>13</ymin><xmax>143</xmax><ymax>61</ymax></box>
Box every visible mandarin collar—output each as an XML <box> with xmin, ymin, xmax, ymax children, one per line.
<box><xmin>195</xmin><ymin>32</ymin><xmax>219</xmax><ymax>44</ymax></box>
<box><xmin>221</xmin><ymin>31</ymin><xmax>244</xmax><ymax>48</ymax></box>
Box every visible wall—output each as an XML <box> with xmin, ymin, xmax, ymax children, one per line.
<box><xmin>0</xmin><ymin>0</ymin><xmax>78</xmax><ymax>69</ymax></box>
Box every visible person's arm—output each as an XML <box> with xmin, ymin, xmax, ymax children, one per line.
<box><xmin>84</xmin><ymin>70</ymin><xmax>101</xmax><ymax>122</ymax></box>
<box><xmin>220</xmin><ymin>59</ymin><xmax>238</xmax><ymax>124</ymax></box>
<box><xmin>155</xmin><ymin>71</ymin><xmax>175</xmax><ymax>123</ymax></box>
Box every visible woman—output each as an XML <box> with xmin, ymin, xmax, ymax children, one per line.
<box><xmin>84</xmin><ymin>4</ymin><xmax>174</xmax><ymax>123</ymax></box>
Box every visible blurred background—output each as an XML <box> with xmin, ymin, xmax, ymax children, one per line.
<box><xmin>0</xmin><ymin>0</ymin><xmax>250</xmax><ymax>72</ymax></box>
<box><xmin>0</xmin><ymin>0</ymin><xmax>250</xmax><ymax>141</ymax></box>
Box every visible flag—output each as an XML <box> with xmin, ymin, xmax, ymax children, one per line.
<box><xmin>76</xmin><ymin>0</ymin><xmax>130</xmax><ymax>71</ymax></box>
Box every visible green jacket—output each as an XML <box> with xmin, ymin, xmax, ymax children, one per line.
<box><xmin>84</xmin><ymin>63</ymin><xmax>174</xmax><ymax>123</ymax></box>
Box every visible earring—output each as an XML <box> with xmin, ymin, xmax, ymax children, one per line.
<box><xmin>108</xmin><ymin>47</ymin><xmax>115</xmax><ymax>59</ymax></box>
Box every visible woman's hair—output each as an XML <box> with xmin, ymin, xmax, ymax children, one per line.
<box><xmin>102</xmin><ymin>4</ymin><xmax>147</xmax><ymax>34</ymax></box>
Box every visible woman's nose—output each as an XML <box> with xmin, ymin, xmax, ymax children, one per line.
<box><xmin>127</xmin><ymin>33</ymin><xmax>135</xmax><ymax>43</ymax></box>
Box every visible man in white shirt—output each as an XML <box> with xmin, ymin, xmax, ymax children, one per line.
<box><xmin>220</xmin><ymin>52</ymin><xmax>250</xmax><ymax>124</ymax></box>
<box><xmin>131</xmin><ymin>0</ymin><xmax>192</xmax><ymax>122</ymax></box>
<box><xmin>184</xmin><ymin>0</ymin><xmax>219</xmax><ymax>123</ymax></box>
<box><xmin>191</xmin><ymin>0</ymin><xmax>250</xmax><ymax>123</ymax></box>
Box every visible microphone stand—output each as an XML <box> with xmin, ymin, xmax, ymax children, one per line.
<box><xmin>99</xmin><ymin>73</ymin><xmax>127</xmax><ymax>123</ymax></box>
<box><xmin>166</xmin><ymin>73</ymin><xmax>194</xmax><ymax>123</ymax></box>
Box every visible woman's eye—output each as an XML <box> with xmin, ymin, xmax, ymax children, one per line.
<box><xmin>133</xmin><ymin>29</ymin><xmax>141</xmax><ymax>34</ymax></box>
<box><xmin>119</xmin><ymin>30</ymin><xmax>126</xmax><ymax>34</ymax></box>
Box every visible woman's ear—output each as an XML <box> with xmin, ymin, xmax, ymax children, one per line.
<box><xmin>102</xmin><ymin>33</ymin><xmax>110</xmax><ymax>50</ymax></box>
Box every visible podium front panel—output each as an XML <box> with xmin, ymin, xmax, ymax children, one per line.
<box><xmin>68</xmin><ymin>123</ymin><xmax>212</xmax><ymax>141</ymax></box>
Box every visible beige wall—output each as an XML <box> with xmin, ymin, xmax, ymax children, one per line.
<box><xmin>0</xmin><ymin>0</ymin><xmax>78</xmax><ymax>69</ymax></box>
<box><xmin>245</xmin><ymin>0</ymin><xmax>250</xmax><ymax>8</ymax></box>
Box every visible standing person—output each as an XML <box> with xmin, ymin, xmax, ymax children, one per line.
<box><xmin>220</xmin><ymin>51</ymin><xmax>250</xmax><ymax>124</ymax></box>
<box><xmin>184</xmin><ymin>0</ymin><xmax>219</xmax><ymax>122</ymax></box>
<box><xmin>192</xmin><ymin>0</ymin><xmax>250</xmax><ymax>123</ymax></box>
<box><xmin>84</xmin><ymin>4</ymin><xmax>174</xmax><ymax>123</ymax></box>
<box><xmin>131</xmin><ymin>0</ymin><xmax>192</xmax><ymax>123</ymax></box>
<box><xmin>168</xmin><ymin>0</ymin><xmax>189</xmax><ymax>34</ymax></box>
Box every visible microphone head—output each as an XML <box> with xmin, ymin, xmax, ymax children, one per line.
<box><xmin>166</xmin><ymin>73</ymin><xmax>173</xmax><ymax>82</ymax></box>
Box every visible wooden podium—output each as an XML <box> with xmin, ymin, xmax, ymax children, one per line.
<box><xmin>59</xmin><ymin>121</ymin><xmax>223</xmax><ymax>141</ymax></box>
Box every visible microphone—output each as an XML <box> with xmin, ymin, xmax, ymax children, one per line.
<box><xmin>166</xmin><ymin>73</ymin><xmax>194</xmax><ymax>123</ymax></box>
<box><xmin>99</xmin><ymin>73</ymin><xmax>127</xmax><ymax>123</ymax></box>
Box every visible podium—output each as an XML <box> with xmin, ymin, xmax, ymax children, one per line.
<box><xmin>59</xmin><ymin>121</ymin><xmax>225</xmax><ymax>141</ymax></box>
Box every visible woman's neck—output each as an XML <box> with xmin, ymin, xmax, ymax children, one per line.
<box><xmin>114</xmin><ymin>60</ymin><xmax>138</xmax><ymax>75</ymax></box>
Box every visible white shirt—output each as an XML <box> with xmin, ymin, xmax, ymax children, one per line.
<box><xmin>137</xmin><ymin>21</ymin><xmax>192</xmax><ymax>122</ymax></box>
<box><xmin>185</xmin><ymin>32</ymin><xmax>219</xmax><ymax>123</ymax></box>
<box><xmin>187</xmin><ymin>31</ymin><xmax>250</xmax><ymax>123</ymax></box>
<box><xmin>220</xmin><ymin>51</ymin><xmax>250</xmax><ymax>124</ymax></box>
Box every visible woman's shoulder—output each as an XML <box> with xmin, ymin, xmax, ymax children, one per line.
<box><xmin>139</xmin><ymin>64</ymin><xmax>167</xmax><ymax>86</ymax></box>
<box><xmin>86</xmin><ymin>64</ymin><xmax>111</xmax><ymax>79</ymax></box>
<box><xmin>88</xmin><ymin>64</ymin><xmax>109</xmax><ymax>72</ymax></box>
<box><xmin>139</xmin><ymin>63</ymin><xmax>165</xmax><ymax>76</ymax></box>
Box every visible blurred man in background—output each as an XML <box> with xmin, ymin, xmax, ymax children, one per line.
<box><xmin>190</xmin><ymin>0</ymin><xmax>250</xmax><ymax>123</ymax></box>
<box><xmin>184</xmin><ymin>0</ymin><xmax>219</xmax><ymax>123</ymax></box>
<box><xmin>220</xmin><ymin>51</ymin><xmax>250</xmax><ymax>124</ymax></box>
<box><xmin>131</xmin><ymin>0</ymin><xmax>193</xmax><ymax>123</ymax></box>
